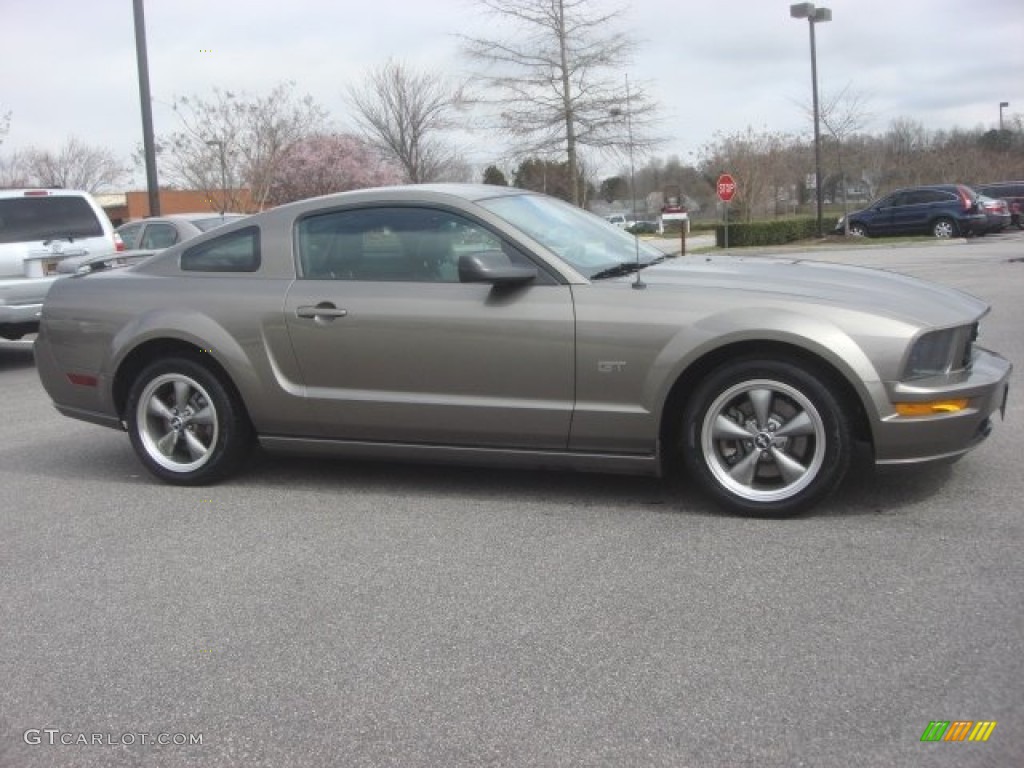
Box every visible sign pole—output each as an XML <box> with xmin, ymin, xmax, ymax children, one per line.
<box><xmin>716</xmin><ymin>173</ymin><xmax>737</xmax><ymax>254</ymax></box>
<box><xmin>724</xmin><ymin>202</ymin><xmax>729</xmax><ymax>253</ymax></box>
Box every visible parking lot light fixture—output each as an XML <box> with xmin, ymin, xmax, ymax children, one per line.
<box><xmin>790</xmin><ymin>3</ymin><xmax>831</xmax><ymax>237</ymax></box>
<box><xmin>1000</xmin><ymin>101</ymin><xmax>1009</xmax><ymax>132</ymax></box>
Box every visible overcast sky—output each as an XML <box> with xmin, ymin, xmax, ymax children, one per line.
<box><xmin>2</xmin><ymin>0</ymin><xmax>1021</xmax><ymax>185</ymax></box>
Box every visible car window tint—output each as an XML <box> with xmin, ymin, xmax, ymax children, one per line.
<box><xmin>140</xmin><ymin>223</ymin><xmax>178</xmax><ymax>249</ymax></box>
<box><xmin>296</xmin><ymin>206</ymin><xmax>533</xmax><ymax>283</ymax></box>
<box><xmin>0</xmin><ymin>196</ymin><xmax>103</xmax><ymax>244</ymax></box>
<box><xmin>918</xmin><ymin>190</ymin><xmax>952</xmax><ymax>204</ymax></box>
<box><xmin>118</xmin><ymin>223</ymin><xmax>143</xmax><ymax>249</ymax></box>
<box><xmin>181</xmin><ymin>226</ymin><xmax>260</xmax><ymax>272</ymax></box>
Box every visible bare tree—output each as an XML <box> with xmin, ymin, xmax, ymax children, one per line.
<box><xmin>23</xmin><ymin>137</ymin><xmax>129</xmax><ymax>193</ymax></box>
<box><xmin>814</xmin><ymin>85</ymin><xmax>871</xmax><ymax>231</ymax></box>
<box><xmin>0</xmin><ymin>150</ymin><xmax>30</xmax><ymax>188</ymax></box>
<box><xmin>346</xmin><ymin>60</ymin><xmax>467</xmax><ymax>184</ymax></box>
<box><xmin>0</xmin><ymin>109</ymin><xmax>10</xmax><ymax>148</ymax></box>
<box><xmin>161</xmin><ymin>82</ymin><xmax>329</xmax><ymax>212</ymax></box>
<box><xmin>462</xmin><ymin>0</ymin><xmax>660</xmax><ymax>205</ymax></box>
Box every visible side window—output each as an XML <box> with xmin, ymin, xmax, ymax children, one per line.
<box><xmin>118</xmin><ymin>223</ymin><xmax>143</xmax><ymax>249</ymax></box>
<box><xmin>297</xmin><ymin>206</ymin><xmax>541</xmax><ymax>283</ymax></box>
<box><xmin>181</xmin><ymin>226</ymin><xmax>260</xmax><ymax>272</ymax></box>
<box><xmin>140</xmin><ymin>223</ymin><xmax>178</xmax><ymax>249</ymax></box>
<box><xmin>918</xmin><ymin>190</ymin><xmax>952</xmax><ymax>205</ymax></box>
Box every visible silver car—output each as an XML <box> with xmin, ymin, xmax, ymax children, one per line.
<box><xmin>116</xmin><ymin>213</ymin><xmax>248</xmax><ymax>250</ymax></box>
<box><xmin>34</xmin><ymin>184</ymin><xmax>1012</xmax><ymax>516</ymax></box>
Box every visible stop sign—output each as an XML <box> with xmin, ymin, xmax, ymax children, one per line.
<box><xmin>717</xmin><ymin>174</ymin><xmax>737</xmax><ymax>202</ymax></box>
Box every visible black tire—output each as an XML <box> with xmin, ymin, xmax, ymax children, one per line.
<box><xmin>125</xmin><ymin>357</ymin><xmax>252</xmax><ymax>485</ymax></box>
<box><xmin>848</xmin><ymin>222</ymin><xmax>869</xmax><ymax>237</ymax></box>
<box><xmin>932</xmin><ymin>217</ymin><xmax>958</xmax><ymax>239</ymax></box>
<box><xmin>678</xmin><ymin>359</ymin><xmax>852</xmax><ymax>517</ymax></box>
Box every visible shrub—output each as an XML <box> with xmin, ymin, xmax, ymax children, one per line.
<box><xmin>714</xmin><ymin>217</ymin><xmax>840</xmax><ymax>247</ymax></box>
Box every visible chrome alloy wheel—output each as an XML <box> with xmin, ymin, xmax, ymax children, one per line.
<box><xmin>700</xmin><ymin>378</ymin><xmax>827</xmax><ymax>504</ymax></box>
<box><xmin>932</xmin><ymin>218</ymin><xmax>956</xmax><ymax>239</ymax></box>
<box><xmin>135</xmin><ymin>372</ymin><xmax>220</xmax><ymax>473</ymax></box>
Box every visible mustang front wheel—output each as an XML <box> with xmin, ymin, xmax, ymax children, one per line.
<box><xmin>125</xmin><ymin>358</ymin><xmax>252</xmax><ymax>484</ymax></box>
<box><xmin>681</xmin><ymin>360</ymin><xmax>852</xmax><ymax>516</ymax></box>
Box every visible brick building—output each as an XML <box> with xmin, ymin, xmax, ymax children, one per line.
<box><xmin>95</xmin><ymin>189</ymin><xmax>259</xmax><ymax>226</ymax></box>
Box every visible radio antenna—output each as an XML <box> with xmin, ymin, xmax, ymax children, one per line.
<box><xmin>624</xmin><ymin>75</ymin><xmax>645</xmax><ymax>290</ymax></box>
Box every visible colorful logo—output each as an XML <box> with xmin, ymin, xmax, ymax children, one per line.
<box><xmin>921</xmin><ymin>721</ymin><xmax>997</xmax><ymax>742</ymax></box>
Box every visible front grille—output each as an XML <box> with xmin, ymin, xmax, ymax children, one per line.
<box><xmin>960</xmin><ymin>323</ymin><xmax>978</xmax><ymax>370</ymax></box>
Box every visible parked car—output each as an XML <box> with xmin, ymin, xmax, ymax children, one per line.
<box><xmin>54</xmin><ymin>213</ymin><xmax>249</xmax><ymax>276</ymax></box>
<box><xmin>605</xmin><ymin>213</ymin><xmax>633</xmax><ymax>228</ymax></box>
<box><xmin>974</xmin><ymin>181</ymin><xmax>1024</xmax><ymax>228</ymax></box>
<box><xmin>626</xmin><ymin>219</ymin><xmax>659</xmax><ymax>235</ymax></box>
<box><xmin>0</xmin><ymin>188</ymin><xmax>121</xmax><ymax>340</ymax></box>
<box><xmin>836</xmin><ymin>184</ymin><xmax>987</xmax><ymax>239</ymax></box>
<box><xmin>977</xmin><ymin>195</ymin><xmax>1011</xmax><ymax>233</ymax></box>
<box><xmin>117</xmin><ymin>213</ymin><xmax>248</xmax><ymax>250</ymax></box>
<box><xmin>974</xmin><ymin>180</ymin><xmax>1024</xmax><ymax>209</ymax></box>
<box><xmin>35</xmin><ymin>184</ymin><xmax>1011</xmax><ymax>516</ymax></box>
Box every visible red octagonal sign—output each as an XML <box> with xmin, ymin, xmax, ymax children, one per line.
<box><xmin>717</xmin><ymin>173</ymin><xmax>737</xmax><ymax>202</ymax></box>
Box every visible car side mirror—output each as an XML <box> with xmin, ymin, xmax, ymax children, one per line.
<box><xmin>458</xmin><ymin>250</ymin><xmax>536</xmax><ymax>285</ymax></box>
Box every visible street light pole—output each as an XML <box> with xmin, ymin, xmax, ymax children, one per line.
<box><xmin>132</xmin><ymin>0</ymin><xmax>160</xmax><ymax>216</ymax></box>
<box><xmin>790</xmin><ymin>3</ymin><xmax>831</xmax><ymax>238</ymax></box>
<box><xmin>1000</xmin><ymin>101</ymin><xmax>1009</xmax><ymax>132</ymax></box>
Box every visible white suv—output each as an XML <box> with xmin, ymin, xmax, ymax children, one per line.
<box><xmin>0</xmin><ymin>189</ymin><xmax>121</xmax><ymax>339</ymax></box>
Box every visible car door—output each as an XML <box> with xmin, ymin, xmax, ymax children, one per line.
<box><xmin>857</xmin><ymin>193</ymin><xmax>895</xmax><ymax>234</ymax></box>
<box><xmin>139</xmin><ymin>222</ymin><xmax>179</xmax><ymax>249</ymax></box>
<box><xmin>869</xmin><ymin>192</ymin><xmax>906</xmax><ymax>235</ymax></box>
<box><xmin>117</xmin><ymin>222</ymin><xmax>144</xmax><ymax>250</ymax></box>
<box><xmin>888</xmin><ymin>190</ymin><xmax>937</xmax><ymax>235</ymax></box>
<box><xmin>283</xmin><ymin>205</ymin><xmax>576</xmax><ymax>449</ymax></box>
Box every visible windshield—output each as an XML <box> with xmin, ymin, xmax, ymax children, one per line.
<box><xmin>478</xmin><ymin>193</ymin><xmax>662</xmax><ymax>279</ymax></box>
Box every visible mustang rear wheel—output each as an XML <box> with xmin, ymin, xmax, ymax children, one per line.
<box><xmin>126</xmin><ymin>357</ymin><xmax>252</xmax><ymax>484</ymax></box>
<box><xmin>680</xmin><ymin>359</ymin><xmax>852</xmax><ymax>516</ymax></box>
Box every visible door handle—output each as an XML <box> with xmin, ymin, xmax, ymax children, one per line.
<box><xmin>296</xmin><ymin>303</ymin><xmax>348</xmax><ymax>320</ymax></box>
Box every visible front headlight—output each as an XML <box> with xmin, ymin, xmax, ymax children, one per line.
<box><xmin>903</xmin><ymin>324</ymin><xmax>977</xmax><ymax>379</ymax></box>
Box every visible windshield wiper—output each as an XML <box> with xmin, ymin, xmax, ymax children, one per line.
<box><xmin>590</xmin><ymin>256</ymin><xmax>665</xmax><ymax>280</ymax></box>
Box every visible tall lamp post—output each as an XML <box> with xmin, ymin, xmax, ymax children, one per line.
<box><xmin>790</xmin><ymin>2</ymin><xmax>831</xmax><ymax>238</ymax></box>
<box><xmin>205</xmin><ymin>140</ymin><xmax>228</xmax><ymax>214</ymax></box>
<box><xmin>1000</xmin><ymin>101</ymin><xmax>1009</xmax><ymax>132</ymax></box>
<box><xmin>133</xmin><ymin>0</ymin><xmax>160</xmax><ymax>216</ymax></box>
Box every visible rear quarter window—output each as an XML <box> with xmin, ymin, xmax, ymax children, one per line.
<box><xmin>181</xmin><ymin>226</ymin><xmax>260</xmax><ymax>272</ymax></box>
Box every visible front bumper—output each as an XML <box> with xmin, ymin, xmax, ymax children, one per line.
<box><xmin>873</xmin><ymin>347</ymin><xmax>1012</xmax><ymax>465</ymax></box>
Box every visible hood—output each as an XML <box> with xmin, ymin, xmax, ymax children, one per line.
<box><xmin>633</xmin><ymin>255</ymin><xmax>988</xmax><ymax>328</ymax></box>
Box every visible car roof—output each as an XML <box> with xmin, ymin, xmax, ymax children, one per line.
<box><xmin>121</xmin><ymin>213</ymin><xmax>246</xmax><ymax>223</ymax></box>
<box><xmin>269</xmin><ymin>183</ymin><xmax>532</xmax><ymax>216</ymax></box>
<box><xmin>0</xmin><ymin>188</ymin><xmax>97</xmax><ymax>198</ymax></box>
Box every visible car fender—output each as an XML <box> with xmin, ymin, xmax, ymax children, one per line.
<box><xmin>646</xmin><ymin>306</ymin><xmax>893</xmax><ymax>425</ymax></box>
<box><xmin>108</xmin><ymin>308</ymin><xmax>276</xmax><ymax>419</ymax></box>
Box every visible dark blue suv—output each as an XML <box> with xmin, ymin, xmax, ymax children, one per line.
<box><xmin>836</xmin><ymin>184</ymin><xmax>987</xmax><ymax>239</ymax></box>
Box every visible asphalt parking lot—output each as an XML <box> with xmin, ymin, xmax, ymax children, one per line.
<box><xmin>1</xmin><ymin>231</ymin><xmax>1022</xmax><ymax>767</ymax></box>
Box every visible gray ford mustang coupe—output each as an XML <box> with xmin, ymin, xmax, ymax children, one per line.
<box><xmin>35</xmin><ymin>184</ymin><xmax>1012</xmax><ymax>516</ymax></box>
